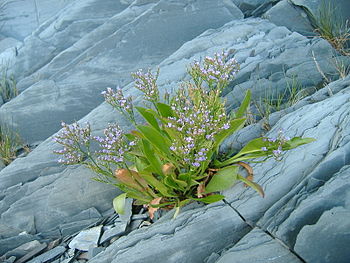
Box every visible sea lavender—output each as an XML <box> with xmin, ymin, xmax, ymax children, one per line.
<box><xmin>189</xmin><ymin>51</ymin><xmax>240</xmax><ymax>91</ymax></box>
<box><xmin>53</xmin><ymin>122</ymin><xmax>92</xmax><ymax>164</ymax></box>
<box><xmin>101</xmin><ymin>87</ymin><xmax>135</xmax><ymax>124</ymax></box>
<box><xmin>94</xmin><ymin>123</ymin><xmax>131</xmax><ymax>166</ymax></box>
<box><xmin>132</xmin><ymin>68</ymin><xmax>160</xmax><ymax>103</ymax></box>
<box><xmin>167</xmin><ymin>85</ymin><xmax>230</xmax><ymax>169</ymax></box>
<box><xmin>262</xmin><ymin>129</ymin><xmax>291</xmax><ymax>160</ymax></box>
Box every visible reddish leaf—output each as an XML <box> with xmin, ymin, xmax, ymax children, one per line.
<box><xmin>148</xmin><ymin>197</ymin><xmax>162</xmax><ymax>219</ymax></box>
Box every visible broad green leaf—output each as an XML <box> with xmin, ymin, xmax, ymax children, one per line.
<box><xmin>237</xmin><ymin>174</ymin><xmax>265</xmax><ymax>197</ymax></box>
<box><xmin>156</xmin><ymin>102</ymin><xmax>174</xmax><ymax>118</ymax></box>
<box><xmin>141</xmin><ymin>139</ymin><xmax>163</xmax><ymax>175</ymax></box>
<box><xmin>113</xmin><ymin>193</ymin><xmax>127</xmax><ymax>215</ymax></box>
<box><xmin>137</xmin><ymin>125</ymin><xmax>172</xmax><ymax>157</ymax></box>
<box><xmin>135</xmin><ymin>156</ymin><xmax>149</xmax><ymax>172</ymax></box>
<box><xmin>191</xmin><ymin>194</ymin><xmax>225</xmax><ymax>203</ymax></box>
<box><xmin>116</xmin><ymin>184</ymin><xmax>152</xmax><ymax>202</ymax></box>
<box><xmin>217</xmin><ymin>138</ymin><xmax>266</xmax><ymax>167</ymax></box>
<box><xmin>213</xmin><ymin>118</ymin><xmax>246</xmax><ymax>151</ymax></box>
<box><xmin>205</xmin><ymin>165</ymin><xmax>239</xmax><ymax>193</ymax></box>
<box><xmin>124</xmin><ymin>133</ymin><xmax>137</xmax><ymax>141</ymax></box>
<box><xmin>235</xmin><ymin>89</ymin><xmax>251</xmax><ymax>118</ymax></box>
<box><xmin>170</xmin><ymin>174</ymin><xmax>188</xmax><ymax>188</ymax></box>
<box><xmin>283</xmin><ymin>137</ymin><xmax>316</xmax><ymax>150</ymax></box>
<box><xmin>148</xmin><ymin>201</ymin><xmax>176</xmax><ymax>208</ymax></box>
<box><xmin>141</xmin><ymin>173</ymin><xmax>177</xmax><ymax>197</ymax></box>
<box><xmin>136</xmin><ymin>107</ymin><xmax>161</xmax><ymax>131</ymax></box>
<box><xmin>164</xmin><ymin>176</ymin><xmax>186</xmax><ymax>191</ymax></box>
<box><xmin>178</xmin><ymin>172</ymin><xmax>191</xmax><ymax>183</ymax></box>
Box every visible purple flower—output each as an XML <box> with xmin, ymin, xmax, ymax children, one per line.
<box><xmin>53</xmin><ymin>122</ymin><xmax>92</xmax><ymax>164</ymax></box>
<box><xmin>192</xmin><ymin>162</ymin><xmax>200</xmax><ymax>167</ymax></box>
<box><xmin>222</xmin><ymin>123</ymin><xmax>230</xmax><ymax>130</ymax></box>
<box><xmin>132</xmin><ymin>68</ymin><xmax>160</xmax><ymax>102</ymax></box>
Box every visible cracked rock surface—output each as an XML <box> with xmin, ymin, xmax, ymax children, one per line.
<box><xmin>0</xmin><ymin>0</ymin><xmax>349</xmax><ymax>262</ymax></box>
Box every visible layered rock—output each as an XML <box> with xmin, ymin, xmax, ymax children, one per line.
<box><xmin>0</xmin><ymin>0</ymin><xmax>349</xmax><ymax>262</ymax></box>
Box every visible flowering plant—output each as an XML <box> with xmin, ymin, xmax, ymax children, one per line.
<box><xmin>54</xmin><ymin>52</ymin><xmax>314</xmax><ymax>218</ymax></box>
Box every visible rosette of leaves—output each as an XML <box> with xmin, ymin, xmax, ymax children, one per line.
<box><xmin>54</xmin><ymin>52</ymin><xmax>315</xmax><ymax>218</ymax></box>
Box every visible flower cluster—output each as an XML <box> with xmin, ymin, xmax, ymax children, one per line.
<box><xmin>189</xmin><ymin>51</ymin><xmax>240</xmax><ymax>90</ymax></box>
<box><xmin>261</xmin><ymin>129</ymin><xmax>291</xmax><ymax>160</ymax></box>
<box><xmin>132</xmin><ymin>68</ymin><xmax>160</xmax><ymax>103</ymax></box>
<box><xmin>53</xmin><ymin>50</ymin><xmax>314</xmax><ymax>217</ymax></box>
<box><xmin>53</xmin><ymin>122</ymin><xmax>91</xmax><ymax>164</ymax></box>
<box><xmin>167</xmin><ymin>86</ymin><xmax>230</xmax><ymax>169</ymax></box>
<box><xmin>101</xmin><ymin>87</ymin><xmax>135</xmax><ymax>123</ymax></box>
<box><xmin>94</xmin><ymin>123</ymin><xmax>131</xmax><ymax>164</ymax></box>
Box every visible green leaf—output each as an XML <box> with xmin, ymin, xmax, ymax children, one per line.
<box><xmin>113</xmin><ymin>193</ymin><xmax>127</xmax><ymax>215</ymax></box>
<box><xmin>135</xmin><ymin>156</ymin><xmax>149</xmax><ymax>172</ymax></box>
<box><xmin>136</xmin><ymin>107</ymin><xmax>160</xmax><ymax>131</ymax></box>
<box><xmin>283</xmin><ymin>137</ymin><xmax>316</xmax><ymax>150</ymax></box>
<box><xmin>156</xmin><ymin>102</ymin><xmax>174</xmax><ymax>118</ymax></box>
<box><xmin>213</xmin><ymin>118</ymin><xmax>246</xmax><ymax>150</ymax></box>
<box><xmin>116</xmin><ymin>183</ymin><xmax>152</xmax><ymax>202</ymax></box>
<box><xmin>191</xmin><ymin>194</ymin><xmax>225</xmax><ymax>203</ymax></box>
<box><xmin>217</xmin><ymin>138</ymin><xmax>266</xmax><ymax>167</ymax></box>
<box><xmin>141</xmin><ymin>173</ymin><xmax>177</xmax><ymax>197</ymax></box>
<box><xmin>205</xmin><ymin>165</ymin><xmax>239</xmax><ymax>193</ymax></box>
<box><xmin>237</xmin><ymin>174</ymin><xmax>264</xmax><ymax>197</ymax></box>
<box><xmin>137</xmin><ymin>125</ymin><xmax>172</xmax><ymax>157</ymax></box>
<box><xmin>164</xmin><ymin>175</ymin><xmax>187</xmax><ymax>191</ymax></box>
<box><xmin>141</xmin><ymin>139</ymin><xmax>163</xmax><ymax>175</ymax></box>
<box><xmin>235</xmin><ymin>89</ymin><xmax>251</xmax><ymax>118</ymax></box>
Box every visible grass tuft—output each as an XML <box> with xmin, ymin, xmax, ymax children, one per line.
<box><xmin>0</xmin><ymin>67</ymin><xmax>18</xmax><ymax>103</ymax></box>
<box><xmin>253</xmin><ymin>76</ymin><xmax>308</xmax><ymax>130</ymax></box>
<box><xmin>311</xmin><ymin>0</ymin><xmax>350</xmax><ymax>56</ymax></box>
<box><xmin>0</xmin><ymin>125</ymin><xmax>26</xmax><ymax>166</ymax></box>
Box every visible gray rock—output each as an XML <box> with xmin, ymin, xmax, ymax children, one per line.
<box><xmin>214</xmin><ymin>228</ymin><xmax>302</xmax><ymax>263</ymax></box>
<box><xmin>119</xmin><ymin>198</ymin><xmax>133</xmax><ymax>224</ymax></box>
<box><xmin>27</xmin><ymin>246</ymin><xmax>66</xmax><ymax>263</ymax></box>
<box><xmin>3</xmin><ymin>256</ymin><xmax>16</xmax><ymax>263</ymax></box>
<box><xmin>0</xmin><ymin>0</ymin><xmax>69</xmax><ymax>41</ymax></box>
<box><xmin>99</xmin><ymin>222</ymin><xmax>127</xmax><ymax>244</ymax></box>
<box><xmin>0</xmin><ymin>0</ymin><xmax>243</xmax><ymax>145</ymax></box>
<box><xmin>6</xmin><ymin>240</ymin><xmax>45</xmax><ymax>258</ymax></box>
<box><xmin>89</xmin><ymin>203</ymin><xmax>250</xmax><ymax>263</ymax></box>
<box><xmin>14</xmin><ymin>242</ymin><xmax>47</xmax><ymax>263</ymax></box>
<box><xmin>0</xmin><ymin>232</ymin><xmax>35</xmax><ymax>257</ymax></box>
<box><xmin>88</xmin><ymin>246</ymin><xmax>105</xmax><ymax>259</ymax></box>
<box><xmin>270</xmin><ymin>165</ymin><xmax>350</xmax><ymax>263</ymax></box>
<box><xmin>291</xmin><ymin>0</ymin><xmax>350</xmax><ymax>25</ymax></box>
<box><xmin>69</xmin><ymin>225</ymin><xmax>103</xmax><ymax>251</ymax></box>
<box><xmin>232</xmin><ymin>0</ymin><xmax>277</xmax><ymax>15</ymax></box>
<box><xmin>0</xmin><ymin>37</ymin><xmax>22</xmax><ymax>54</ymax></box>
<box><xmin>263</xmin><ymin>0</ymin><xmax>314</xmax><ymax>35</ymax></box>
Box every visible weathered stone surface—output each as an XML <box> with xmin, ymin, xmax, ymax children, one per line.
<box><xmin>291</xmin><ymin>0</ymin><xmax>350</xmax><ymax>24</ymax></box>
<box><xmin>0</xmin><ymin>0</ymin><xmax>349</xmax><ymax>261</ymax></box>
<box><xmin>27</xmin><ymin>246</ymin><xmax>66</xmax><ymax>263</ymax></box>
<box><xmin>0</xmin><ymin>0</ymin><xmax>242</xmax><ymax>145</ymax></box>
<box><xmin>263</xmin><ymin>0</ymin><xmax>314</xmax><ymax>35</ymax></box>
<box><xmin>0</xmin><ymin>233</ymin><xmax>36</xmax><ymax>257</ymax></box>
<box><xmin>89</xmin><ymin>203</ymin><xmax>250</xmax><ymax>263</ymax></box>
<box><xmin>213</xmin><ymin>228</ymin><xmax>302</xmax><ymax>263</ymax></box>
<box><xmin>99</xmin><ymin>222</ymin><xmax>127</xmax><ymax>244</ymax></box>
<box><xmin>0</xmin><ymin>0</ymin><xmax>69</xmax><ymax>40</ymax></box>
<box><xmin>268</xmin><ymin>165</ymin><xmax>350</xmax><ymax>263</ymax></box>
<box><xmin>6</xmin><ymin>240</ymin><xmax>46</xmax><ymax>258</ymax></box>
<box><xmin>0</xmin><ymin>37</ymin><xmax>22</xmax><ymax>54</ymax></box>
<box><xmin>69</xmin><ymin>226</ymin><xmax>102</xmax><ymax>251</ymax></box>
<box><xmin>14</xmin><ymin>242</ymin><xmax>47</xmax><ymax>263</ymax></box>
<box><xmin>232</xmin><ymin>0</ymin><xmax>277</xmax><ymax>15</ymax></box>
